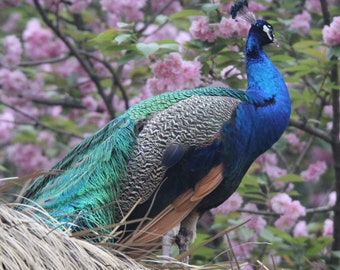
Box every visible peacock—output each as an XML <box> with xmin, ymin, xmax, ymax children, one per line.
<box><xmin>19</xmin><ymin>0</ymin><xmax>291</xmax><ymax>260</ymax></box>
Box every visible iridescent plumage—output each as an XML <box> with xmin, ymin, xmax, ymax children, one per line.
<box><xmin>20</xmin><ymin>2</ymin><xmax>291</xmax><ymax>259</ymax></box>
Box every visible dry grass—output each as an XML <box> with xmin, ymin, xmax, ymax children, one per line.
<box><xmin>0</xmin><ymin>203</ymin><xmax>148</xmax><ymax>270</ymax></box>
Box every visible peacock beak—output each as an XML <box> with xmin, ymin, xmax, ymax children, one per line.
<box><xmin>271</xmin><ymin>38</ymin><xmax>280</xmax><ymax>48</ymax></box>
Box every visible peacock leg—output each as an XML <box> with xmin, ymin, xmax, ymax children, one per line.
<box><xmin>162</xmin><ymin>224</ymin><xmax>180</xmax><ymax>257</ymax></box>
<box><xmin>175</xmin><ymin>210</ymin><xmax>200</xmax><ymax>263</ymax></box>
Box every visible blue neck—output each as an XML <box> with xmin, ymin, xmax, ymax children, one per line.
<box><xmin>221</xmin><ymin>30</ymin><xmax>291</xmax><ymax>181</ymax></box>
<box><xmin>245</xmin><ymin>34</ymin><xmax>289</xmax><ymax>104</ymax></box>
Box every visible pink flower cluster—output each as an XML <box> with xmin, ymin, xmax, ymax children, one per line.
<box><xmin>147</xmin><ymin>52</ymin><xmax>201</xmax><ymax>94</ymax></box>
<box><xmin>289</xmin><ymin>11</ymin><xmax>312</xmax><ymax>36</ymax></box>
<box><xmin>150</xmin><ymin>0</ymin><xmax>182</xmax><ymax>16</ymax></box>
<box><xmin>210</xmin><ymin>192</ymin><xmax>243</xmax><ymax>215</ymax></box>
<box><xmin>189</xmin><ymin>16</ymin><xmax>250</xmax><ymax>43</ymax></box>
<box><xmin>23</xmin><ymin>19</ymin><xmax>67</xmax><ymax>60</ymax></box>
<box><xmin>1</xmin><ymin>35</ymin><xmax>22</xmax><ymax>68</ymax></box>
<box><xmin>271</xmin><ymin>193</ymin><xmax>306</xmax><ymax>231</ymax></box>
<box><xmin>0</xmin><ymin>110</ymin><xmax>15</xmax><ymax>145</ymax></box>
<box><xmin>0</xmin><ymin>68</ymin><xmax>28</xmax><ymax>96</ymax></box>
<box><xmin>285</xmin><ymin>132</ymin><xmax>305</xmax><ymax>152</ymax></box>
<box><xmin>300</xmin><ymin>160</ymin><xmax>327</xmax><ymax>183</ymax></box>
<box><xmin>100</xmin><ymin>0</ymin><xmax>146</xmax><ymax>27</ymax></box>
<box><xmin>322</xmin><ymin>16</ymin><xmax>340</xmax><ymax>46</ymax></box>
<box><xmin>189</xmin><ymin>17</ymin><xmax>217</xmax><ymax>43</ymax></box>
<box><xmin>68</xmin><ymin>0</ymin><xmax>91</xmax><ymax>13</ymax></box>
<box><xmin>256</xmin><ymin>153</ymin><xmax>287</xmax><ymax>181</ymax></box>
<box><xmin>293</xmin><ymin>220</ymin><xmax>308</xmax><ymax>237</ymax></box>
<box><xmin>242</xmin><ymin>203</ymin><xmax>267</xmax><ymax>234</ymax></box>
<box><xmin>6</xmin><ymin>143</ymin><xmax>51</xmax><ymax>176</ymax></box>
<box><xmin>323</xmin><ymin>218</ymin><xmax>333</xmax><ymax>237</ymax></box>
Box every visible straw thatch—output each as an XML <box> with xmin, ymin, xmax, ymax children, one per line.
<box><xmin>0</xmin><ymin>204</ymin><xmax>148</xmax><ymax>270</ymax></box>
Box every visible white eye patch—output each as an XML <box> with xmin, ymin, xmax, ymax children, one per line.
<box><xmin>263</xmin><ymin>24</ymin><xmax>274</xmax><ymax>41</ymax></box>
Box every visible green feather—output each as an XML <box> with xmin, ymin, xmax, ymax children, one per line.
<box><xmin>20</xmin><ymin>86</ymin><xmax>246</xmax><ymax>234</ymax></box>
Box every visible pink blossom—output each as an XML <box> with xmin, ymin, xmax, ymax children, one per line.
<box><xmin>79</xmin><ymin>78</ymin><xmax>96</xmax><ymax>96</ymax></box>
<box><xmin>141</xmin><ymin>23</ymin><xmax>178</xmax><ymax>43</ymax></box>
<box><xmin>322</xmin><ymin>16</ymin><xmax>340</xmax><ymax>46</ymax></box>
<box><xmin>82</xmin><ymin>96</ymin><xmax>98</xmax><ymax>111</ymax></box>
<box><xmin>101</xmin><ymin>0</ymin><xmax>146</xmax><ymax>25</ymax></box>
<box><xmin>0</xmin><ymin>0</ymin><xmax>21</xmax><ymax>8</ymax></box>
<box><xmin>181</xmin><ymin>60</ymin><xmax>202</xmax><ymax>89</ymax></box>
<box><xmin>309</xmin><ymin>193</ymin><xmax>327</xmax><ymax>207</ymax></box>
<box><xmin>256</xmin><ymin>153</ymin><xmax>287</xmax><ymax>180</ymax></box>
<box><xmin>235</xmin><ymin>19</ymin><xmax>251</xmax><ymax>37</ymax></box>
<box><xmin>216</xmin><ymin>17</ymin><xmax>237</xmax><ymax>39</ymax></box>
<box><xmin>189</xmin><ymin>17</ymin><xmax>217</xmax><ymax>43</ymax></box>
<box><xmin>211</xmin><ymin>192</ymin><xmax>243</xmax><ymax>215</ymax></box>
<box><xmin>0</xmin><ymin>110</ymin><xmax>15</xmax><ymax>144</ymax></box>
<box><xmin>23</xmin><ymin>19</ymin><xmax>67</xmax><ymax>60</ymax></box>
<box><xmin>285</xmin><ymin>132</ymin><xmax>305</xmax><ymax>152</ymax></box>
<box><xmin>274</xmin><ymin>213</ymin><xmax>297</xmax><ymax>231</ymax></box>
<box><xmin>300</xmin><ymin>160</ymin><xmax>327</xmax><ymax>183</ymax></box>
<box><xmin>242</xmin><ymin>203</ymin><xmax>267</xmax><ymax>234</ymax></box>
<box><xmin>323</xmin><ymin>219</ymin><xmax>333</xmax><ymax>237</ymax></box>
<box><xmin>248</xmin><ymin>2</ymin><xmax>267</xmax><ymax>13</ymax></box>
<box><xmin>38</xmin><ymin>131</ymin><xmax>56</xmax><ymax>147</ymax></box>
<box><xmin>228</xmin><ymin>240</ymin><xmax>252</xmax><ymax>260</ymax></box>
<box><xmin>305</xmin><ymin>0</ymin><xmax>321</xmax><ymax>12</ymax></box>
<box><xmin>324</xmin><ymin>105</ymin><xmax>333</xmax><ymax>117</ymax></box>
<box><xmin>289</xmin><ymin>11</ymin><xmax>312</xmax><ymax>36</ymax></box>
<box><xmin>271</xmin><ymin>193</ymin><xmax>292</xmax><ymax>214</ymax></box>
<box><xmin>294</xmin><ymin>221</ymin><xmax>308</xmax><ymax>237</ymax></box>
<box><xmin>328</xmin><ymin>191</ymin><xmax>336</xmax><ymax>207</ymax></box>
<box><xmin>271</xmin><ymin>194</ymin><xmax>306</xmax><ymax>231</ymax></box>
<box><xmin>0</xmin><ymin>68</ymin><xmax>11</xmax><ymax>90</ymax></box>
<box><xmin>289</xmin><ymin>200</ymin><xmax>306</xmax><ymax>218</ymax></box>
<box><xmin>1</xmin><ymin>13</ymin><xmax>21</xmax><ymax>32</ymax></box>
<box><xmin>147</xmin><ymin>53</ymin><xmax>201</xmax><ymax>94</ymax></box>
<box><xmin>54</xmin><ymin>58</ymin><xmax>83</xmax><ymax>78</ymax></box>
<box><xmin>69</xmin><ymin>0</ymin><xmax>91</xmax><ymax>13</ymax></box>
<box><xmin>1</xmin><ymin>69</ymin><xmax>28</xmax><ymax>96</ymax></box>
<box><xmin>1</xmin><ymin>35</ymin><xmax>22</xmax><ymax>68</ymax></box>
<box><xmin>6</xmin><ymin>143</ymin><xmax>51</xmax><ymax>176</ymax></box>
<box><xmin>150</xmin><ymin>0</ymin><xmax>182</xmax><ymax>15</ymax></box>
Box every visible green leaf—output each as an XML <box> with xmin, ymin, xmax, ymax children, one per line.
<box><xmin>90</xmin><ymin>29</ymin><xmax>116</xmax><ymax>43</ymax></box>
<box><xmin>136</xmin><ymin>42</ymin><xmax>159</xmax><ymax>57</ymax></box>
<box><xmin>117</xmin><ymin>22</ymin><xmax>131</xmax><ymax>28</ymax></box>
<box><xmin>155</xmin><ymin>14</ymin><xmax>168</xmax><ymax>25</ymax></box>
<box><xmin>114</xmin><ymin>34</ymin><xmax>131</xmax><ymax>45</ymax></box>
<box><xmin>158</xmin><ymin>43</ymin><xmax>179</xmax><ymax>51</ymax></box>
<box><xmin>274</xmin><ymin>174</ymin><xmax>304</xmax><ymax>183</ymax></box>
<box><xmin>169</xmin><ymin>9</ymin><xmax>205</xmax><ymax>20</ymax></box>
<box><xmin>293</xmin><ymin>40</ymin><xmax>320</xmax><ymax>48</ymax></box>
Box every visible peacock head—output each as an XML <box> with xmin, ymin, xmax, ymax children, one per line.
<box><xmin>231</xmin><ymin>0</ymin><xmax>277</xmax><ymax>47</ymax></box>
<box><xmin>250</xmin><ymin>20</ymin><xmax>276</xmax><ymax>47</ymax></box>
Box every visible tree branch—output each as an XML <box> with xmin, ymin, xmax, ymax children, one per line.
<box><xmin>19</xmin><ymin>54</ymin><xmax>70</xmax><ymax>67</ymax></box>
<box><xmin>237</xmin><ymin>205</ymin><xmax>333</xmax><ymax>217</ymax></box>
<box><xmin>78</xmin><ymin>50</ymin><xmax>130</xmax><ymax>110</ymax></box>
<box><xmin>289</xmin><ymin>119</ymin><xmax>332</xmax><ymax>143</ymax></box>
<box><xmin>32</xmin><ymin>0</ymin><xmax>116</xmax><ymax>118</ymax></box>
